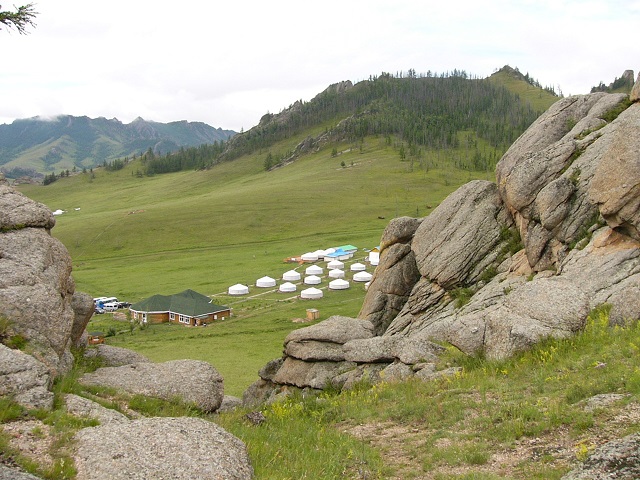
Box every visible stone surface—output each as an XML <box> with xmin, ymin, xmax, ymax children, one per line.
<box><xmin>218</xmin><ymin>395</ymin><xmax>243</xmax><ymax>412</ymax></box>
<box><xmin>284</xmin><ymin>315</ymin><xmax>375</xmax><ymax>345</ymax></box>
<box><xmin>631</xmin><ymin>72</ymin><xmax>640</xmax><ymax>102</ymax></box>
<box><xmin>379</xmin><ymin>216</ymin><xmax>422</xmax><ymax>251</ymax></box>
<box><xmin>411</xmin><ymin>180</ymin><xmax>512</xmax><ymax>288</ymax></box>
<box><xmin>64</xmin><ymin>393</ymin><xmax>129</xmax><ymax>424</ymax></box>
<box><xmin>258</xmin><ymin>357</ymin><xmax>284</xmax><ymax>381</ymax></box>
<box><xmin>359</xmin><ymin>241</ymin><xmax>421</xmax><ymax>335</ymax></box>
<box><xmin>589</xmin><ymin>104</ymin><xmax>640</xmax><ymax>241</ymax></box>
<box><xmin>79</xmin><ymin>360</ymin><xmax>224</xmax><ymax>412</ymax></box>
<box><xmin>285</xmin><ymin>339</ymin><xmax>346</xmax><ymax>361</ymax></box>
<box><xmin>242</xmin><ymin>378</ymin><xmax>278</xmax><ymax>407</ymax></box>
<box><xmin>0</xmin><ymin>344</ymin><xmax>53</xmax><ymax>409</ymax></box>
<box><xmin>0</xmin><ymin>185</ymin><xmax>94</xmax><ymax>378</ymax></box>
<box><xmin>84</xmin><ymin>344</ymin><xmax>151</xmax><ymax>367</ymax></box>
<box><xmin>343</xmin><ymin>336</ymin><xmax>443</xmax><ymax>364</ymax></box>
<box><xmin>0</xmin><ymin>464</ymin><xmax>42</xmax><ymax>480</ymax></box>
<box><xmin>73</xmin><ymin>417</ymin><xmax>253</xmax><ymax>480</ymax></box>
<box><xmin>0</xmin><ymin>185</ymin><xmax>55</xmax><ymax>230</ymax></box>
<box><xmin>272</xmin><ymin>357</ymin><xmax>356</xmax><ymax>389</ymax></box>
<box><xmin>561</xmin><ymin>433</ymin><xmax>640</xmax><ymax>480</ymax></box>
<box><xmin>70</xmin><ymin>292</ymin><xmax>94</xmax><ymax>348</ymax></box>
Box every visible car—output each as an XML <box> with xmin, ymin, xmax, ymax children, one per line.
<box><xmin>94</xmin><ymin>307</ymin><xmax>105</xmax><ymax>314</ymax></box>
<box><xmin>117</xmin><ymin>301</ymin><xmax>131</xmax><ymax>308</ymax></box>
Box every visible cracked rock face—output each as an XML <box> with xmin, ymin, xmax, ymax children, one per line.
<box><xmin>364</xmin><ymin>93</ymin><xmax>640</xmax><ymax>360</ymax></box>
<box><xmin>0</xmin><ymin>186</ymin><xmax>93</xmax><ymax>376</ymax></box>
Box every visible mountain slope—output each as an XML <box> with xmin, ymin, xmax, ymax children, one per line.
<box><xmin>219</xmin><ymin>69</ymin><xmax>558</xmax><ymax>167</ymax></box>
<box><xmin>0</xmin><ymin>115</ymin><xmax>236</xmax><ymax>176</ymax></box>
<box><xmin>488</xmin><ymin>65</ymin><xmax>560</xmax><ymax>112</ymax></box>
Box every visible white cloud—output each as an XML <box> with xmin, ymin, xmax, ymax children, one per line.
<box><xmin>1</xmin><ymin>0</ymin><xmax>638</xmax><ymax>130</ymax></box>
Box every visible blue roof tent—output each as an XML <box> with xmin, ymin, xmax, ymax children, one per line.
<box><xmin>335</xmin><ymin>245</ymin><xmax>358</xmax><ymax>253</ymax></box>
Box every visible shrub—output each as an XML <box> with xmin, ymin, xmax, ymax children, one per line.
<box><xmin>450</xmin><ymin>287</ymin><xmax>474</xmax><ymax>308</ymax></box>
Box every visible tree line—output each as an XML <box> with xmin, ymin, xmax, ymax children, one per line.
<box><xmin>88</xmin><ymin>69</ymin><xmax>553</xmax><ymax>177</ymax></box>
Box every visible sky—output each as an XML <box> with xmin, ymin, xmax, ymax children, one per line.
<box><xmin>1</xmin><ymin>0</ymin><xmax>639</xmax><ymax>132</ymax></box>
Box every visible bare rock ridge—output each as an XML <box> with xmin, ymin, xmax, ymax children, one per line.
<box><xmin>246</xmin><ymin>83</ymin><xmax>640</xmax><ymax>401</ymax></box>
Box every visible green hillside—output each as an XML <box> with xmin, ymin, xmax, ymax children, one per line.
<box><xmin>18</xmin><ymin>132</ymin><xmax>497</xmax><ymax>394</ymax></box>
<box><xmin>488</xmin><ymin>65</ymin><xmax>559</xmax><ymax>112</ymax></box>
<box><xmin>19</xmin><ymin>133</ymin><xmax>493</xmax><ymax>302</ymax></box>
<box><xmin>16</xmin><ymin>68</ymin><xmax>558</xmax><ymax>395</ymax></box>
<box><xmin>0</xmin><ymin>116</ymin><xmax>235</xmax><ymax>177</ymax></box>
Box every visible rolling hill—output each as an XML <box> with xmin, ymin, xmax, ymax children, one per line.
<box><xmin>0</xmin><ymin>115</ymin><xmax>236</xmax><ymax>178</ymax></box>
<box><xmin>15</xmin><ymin>66</ymin><xmax>559</xmax><ymax>303</ymax></box>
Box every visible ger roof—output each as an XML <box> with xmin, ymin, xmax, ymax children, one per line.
<box><xmin>130</xmin><ymin>289</ymin><xmax>228</xmax><ymax>317</ymax></box>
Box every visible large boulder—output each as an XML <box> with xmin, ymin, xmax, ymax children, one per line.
<box><xmin>0</xmin><ymin>185</ymin><xmax>93</xmax><ymax>376</ymax></box>
<box><xmin>0</xmin><ymin>185</ymin><xmax>55</xmax><ymax>231</ymax></box>
<box><xmin>0</xmin><ymin>344</ymin><xmax>53</xmax><ymax>409</ymax></box>
<box><xmin>79</xmin><ymin>360</ymin><xmax>224</xmax><ymax>412</ymax></box>
<box><xmin>73</xmin><ymin>417</ymin><xmax>253</xmax><ymax>480</ymax></box>
<box><xmin>379</xmin><ymin>93</ymin><xmax>640</xmax><ymax>359</ymax></box>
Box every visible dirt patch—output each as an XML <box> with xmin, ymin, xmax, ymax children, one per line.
<box><xmin>1</xmin><ymin>420</ymin><xmax>55</xmax><ymax>470</ymax></box>
<box><xmin>339</xmin><ymin>402</ymin><xmax>640</xmax><ymax>479</ymax></box>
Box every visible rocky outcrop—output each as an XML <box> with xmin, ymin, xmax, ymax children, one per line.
<box><xmin>379</xmin><ymin>93</ymin><xmax>640</xmax><ymax>359</ymax></box>
<box><xmin>79</xmin><ymin>359</ymin><xmax>224</xmax><ymax>412</ymax></box>
<box><xmin>630</xmin><ymin>72</ymin><xmax>640</xmax><ymax>102</ymax></box>
<box><xmin>0</xmin><ymin>185</ymin><xmax>93</xmax><ymax>376</ymax></box>
<box><xmin>0</xmin><ymin>344</ymin><xmax>53</xmax><ymax>409</ymax></box>
<box><xmin>73</xmin><ymin>417</ymin><xmax>253</xmax><ymax>480</ymax></box>
<box><xmin>246</xmin><ymin>90</ymin><xmax>640</xmax><ymax>398</ymax></box>
<box><xmin>273</xmin><ymin>316</ymin><xmax>374</xmax><ymax>389</ymax></box>
<box><xmin>561</xmin><ymin>433</ymin><xmax>640</xmax><ymax>480</ymax></box>
<box><xmin>243</xmin><ymin>316</ymin><xmax>457</xmax><ymax>404</ymax></box>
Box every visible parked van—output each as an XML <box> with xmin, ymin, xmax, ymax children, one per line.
<box><xmin>102</xmin><ymin>302</ymin><xmax>119</xmax><ymax>312</ymax></box>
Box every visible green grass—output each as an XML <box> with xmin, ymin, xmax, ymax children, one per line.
<box><xmin>19</xmin><ymin>135</ymin><xmax>487</xmax><ymax>300</ymax></box>
<box><xmin>18</xmin><ymin>134</ymin><xmax>493</xmax><ymax>395</ymax></box>
<box><xmin>488</xmin><ymin>70</ymin><xmax>559</xmax><ymax>113</ymax></box>
<box><xmin>3</xmin><ymin>305</ymin><xmax>640</xmax><ymax>478</ymax></box>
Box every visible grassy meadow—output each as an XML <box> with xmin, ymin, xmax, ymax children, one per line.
<box><xmin>3</xmin><ymin>305</ymin><xmax>639</xmax><ymax>479</ymax></box>
<box><xmin>18</xmin><ymin>132</ymin><xmax>494</xmax><ymax>395</ymax></box>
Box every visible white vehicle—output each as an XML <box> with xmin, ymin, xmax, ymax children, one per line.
<box><xmin>102</xmin><ymin>302</ymin><xmax>119</xmax><ymax>312</ymax></box>
<box><xmin>94</xmin><ymin>296</ymin><xmax>118</xmax><ymax>306</ymax></box>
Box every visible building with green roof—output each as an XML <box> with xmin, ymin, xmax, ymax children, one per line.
<box><xmin>129</xmin><ymin>289</ymin><xmax>230</xmax><ymax>326</ymax></box>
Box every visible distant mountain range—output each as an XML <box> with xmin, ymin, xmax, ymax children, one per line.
<box><xmin>0</xmin><ymin>116</ymin><xmax>236</xmax><ymax>178</ymax></box>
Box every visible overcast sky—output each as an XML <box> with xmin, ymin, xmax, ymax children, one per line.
<box><xmin>1</xmin><ymin>0</ymin><xmax>638</xmax><ymax>132</ymax></box>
